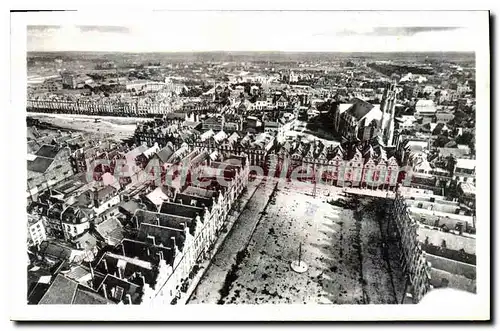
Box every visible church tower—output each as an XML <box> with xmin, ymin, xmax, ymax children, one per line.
<box><xmin>380</xmin><ymin>82</ymin><xmax>399</xmax><ymax>146</ymax></box>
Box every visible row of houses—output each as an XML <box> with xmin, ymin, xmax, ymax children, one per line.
<box><xmin>392</xmin><ymin>189</ymin><xmax>477</xmax><ymax>297</ymax></box>
<box><xmin>27</xmin><ymin>98</ymin><xmax>177</xmax><ymax>117</ymax></box>
<box><xmin>28</xmin><ymin>135</ymin><xmax>251</xmax><ymax>304</ymax></box>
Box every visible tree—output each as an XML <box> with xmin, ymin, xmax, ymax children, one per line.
<box><xmin>433</xmin><ymin>135</ymin><xmax>450</xmax><ymax>148</ymax></box>
<box><xmin>455</xmin><ymin>131</ymin><xmax>474</xmax><ymax>145</ymax></box>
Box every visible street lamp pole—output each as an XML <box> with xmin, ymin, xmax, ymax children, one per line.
<box><xmin>298</xmin><ymin>242</ymin><xmax>302</xmax><ymax>265</ymax></box>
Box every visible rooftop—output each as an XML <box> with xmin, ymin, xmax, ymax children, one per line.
<box><xmin>37</xmin><ymin>274</ymin><xmax>74</xmax><ymax>304</ymax></box>
<box><xmin>27</xmin><ymin>156</ymin><xmax>54</xmax><ymax>173</ymax></box>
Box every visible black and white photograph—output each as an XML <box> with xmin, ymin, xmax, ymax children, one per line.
<box><xmin>8</xmin><ymin>8</ymin><xmax>491</xmax><ymax>321</ymax></box>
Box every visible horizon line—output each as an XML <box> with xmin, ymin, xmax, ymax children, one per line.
<box><xmin>27</xmin><ymin>50</ymin><xmax>475</xmax><ymax>54</ymax></box>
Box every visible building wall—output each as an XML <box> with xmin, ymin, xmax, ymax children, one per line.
<box><xmin>28</xmin><ymin>219</ymin><xmax>47</xmax><ymax>246</ymax></box>
<box><xmin>27</xmin><ymin>99</ymin><xmax>175</xmax><ymax>117</ymax></box>
<box><xmin>148</xmin><ymin>157</ymin><xmax>249</xmax><ymax>304</ymax></box>
<box><xmin>62</xmin><ymin>220</ymin><xmax>90</xmax><ymax>240</ymax></box>
<box><xmin>94</xmin><ymin>195</ymin><xmax>121</xmax><ymax>215</ymax></box>
<box><xmin>271</xmin><ymin>153</ymin><xmax>402</xmax><ymax>189</ymax></box>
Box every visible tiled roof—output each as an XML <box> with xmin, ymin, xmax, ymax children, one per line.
<box><xmin>105</xmin><ymin>252</ymin><xmax>153</xmax><ymax>270</ymax></box>
<box><xmin>27</xmin><ymin>140</ymin><xmax>41</xmax><ymax>154</ymax></box>
<box><xmin>138</xmin><ymin>223</ymin><xmax>186</xmax><ymax>251</ymax></box>
<box><xmin>175</xmin><ymin>193</ymin><xmax>213</xmax><ymax>208</ymax></box>
<box><xmin>118</xmin><ymin>200</ymin><xmax>144</xmax><ymax>216</ymax></box>
<box><xmin>72</xmin><ymin>232</ymin><xmax>98</xmax><ymax>250</ymax></box>
<box><xmin>125</xmin><ymin>145</ymin><xmax>148</xmax><ymax>161</ymax></box>
<box><xmin>97</xmin><ymin>274</ymin><xmax>142</xmax><ymax>304</ymax></box>
<box><xmin>38</xmin><ymin>274</ymin><xmax>78</xmax><ymax>304</ymax></box>
<box><xmin>27</xmin><ymin>156</ymin><xmax>54</xmax><ymax>173</ymax></box>
<box><xmin>64</xmin><ymin>265</ymin><xmax>91</xmax><ymax>281</ymax></box>
<box><xmin>145</xmin><ymin>186</ymin><xmax>170</xmax><ymax>206</ymax></box>
<box><xmin>35</xmin><ymin>144</ymin><xmax>61</xmax><ymax>158</ymax></box>
<box><xmin>121</xmin><ymin>238</ymin><xmax>175</xmax><ymax>267</ymax></box>
<box><xmin>155</xmin><ymin>145</ymin><xmax>175</xmax><ymax>164</ymax></box>
<box><xmin>135</xmin><ymin>209</ymin><xmax>193</xmax><ymax>232</ymax></box>
<box><xmin>97</xmin><ymin>185</ymin><xmax>117</xmax><ymax>200</ymax></box>
<box><xmin>346</xmin><ymin>98</ymin><xmax>375</xmax><ymax>120</ymax></box>
<box><xmin>39</xmin><ymin>241</ymin><xmax>73</xmax><ymax>260</ymax></box>
<box><xmin>159</xmin><ymin>201</ymin><xmax>204</xmax><ymax>219</ymax></box>
<box><xmin>183</xmin><ymin>186</ymin><xmax>217</xmax><ymax>199</ymax></box>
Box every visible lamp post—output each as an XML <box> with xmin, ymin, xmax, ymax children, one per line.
<box><xmin>290</xmin><ymin>242</ymin><xmax>308</xmax><ymax>273</ymax></box>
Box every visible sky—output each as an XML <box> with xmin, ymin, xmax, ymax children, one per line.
<box><xmin>26</xmin><ymin>11</ymin><xmax>479</xmax><ymax>53</ymax></box>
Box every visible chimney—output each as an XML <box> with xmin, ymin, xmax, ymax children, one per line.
<box><xmin>171</xmin><ymin>236</ymin><xmax>176</xmax><ymax>249</ymax></box>
<box><xmin>122</xmin><ymin>244</ymin><xmax>126</xmax><ymax>256</ymax></box>
<box><xmin>102</xmin><ymin>283</ymin><xmax>108</xmax><ymax>300</ymax></box>
<box><xmin>126</xmin><ymin>293</ymin><xmax>132</xmax><ymax>305</ymax></box>
<box><xmin>156</xmin><ymin>217</ymin><xmax>160</xmax><ymax>226</ymax></box>
<box><xmin>157</xmin><ymin>250</ymin><xmax>164</xmax><ymax>261</ymax></box>
<box><xmin>117</xmin><ymin>267</ymin><xmax>123</xmax><ymax>279</ymax></box>
<box><xmin>103</xmin><ymin>259</ymin><xmax>108</xmax><ymax>272</ymax></box>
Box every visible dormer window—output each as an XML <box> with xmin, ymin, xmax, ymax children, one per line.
<box><xmin>114</xmin><ymin>286</ymin><xmax>124</xmax><ymax>301</ymax></box>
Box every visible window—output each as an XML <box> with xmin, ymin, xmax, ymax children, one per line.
<box><xmin>114</xmin><ymin>286</ymin><xmax>124</xmax><ymax>301</ymax></box>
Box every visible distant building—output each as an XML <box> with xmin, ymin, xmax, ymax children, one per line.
<box><xmin>415</xmin><ymin>99</ymin><xmax>437</xmax><ymax>117</ymax></box>
<box><xmin>264</xmin><ymin>121</ymin><xmax>279</xmax><ymax>134</ymax></box>
<box><xmin>332</xmin><ymin>84</ymin><xmax>399</xmax><ymax>145</ymax></box>
<box><xmin>61</xmin><ymin>71</ymin><xmax>94</xmax><ymax>89</ymax></box>
<box><xmin>435</xmin><ymin>110</ymin><xmax>455</xmax><ymax>123</ymax></box>
<box><xmin>61</xmin><ymin>71</ymin><xmax>78</xmax><ymax>89</ymax></box>
<box><xmin>454</xmin><ymin>159</ymin><xmax>476</xmax><ymax>184</ymax></box>
<box><xmin>334</xmin><ymin>98</ymin><xmax>383</xmax><ymax>142</ymax></box>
